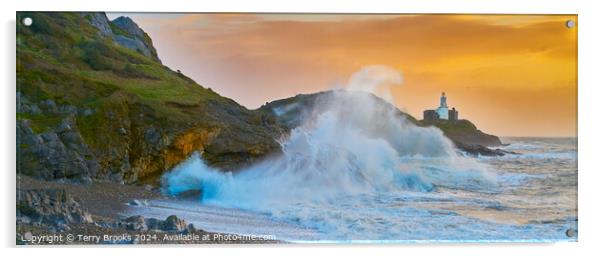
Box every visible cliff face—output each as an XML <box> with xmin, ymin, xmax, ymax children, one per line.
<box><xmin>431</xmin><ymin>119</ymin><xmax>502</xmax><ymax>147</ymax></box>
<box><xmin>109</xmin><ymin>16</ymin><xmax>162</xmax><ymax>63</ymax></box>
<box><xmin>16</xmin><ymin>12</ymin><xmax>283</xmax><ymax>184</ymax></box>
<box><xmin>79</xmin><ymin>13</ymin><xmax>161</xmax><ymax>63</ymax></box>
<box><xmin>426</xmin><ymin>119</ymin><xmax>504</xmax><ymax>156</ymax></box>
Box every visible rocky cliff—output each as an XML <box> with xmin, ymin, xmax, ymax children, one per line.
<box><xmin>427</xmin><ymin>119</ymin><xmax>505</xmax><ymax>156</ymax></box>
<box><xmin>430</xmin><ymin>119</ymin><xmax>502</xmax><ymax>147</ymax></box>
<box><xmin>17</xmin><ymin>12</ymin><xmax>284</xmax><ymax>184</ymax></box>
<box><xmin>81</xmin><ymin>13</ymin><xmax>161</xmax><ymax>63</ymax></box>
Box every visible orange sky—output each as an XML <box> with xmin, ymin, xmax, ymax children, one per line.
<box><xmin>107</xmin><ymin>13</ymin><xmax>577</xmax><ymax>137</ymax></box>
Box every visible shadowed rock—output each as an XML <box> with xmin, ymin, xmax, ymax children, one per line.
<box><xmin>120</xmin><ymin>215</ymin><xmax>193</xmax><ymax>233</ymax></box>
<box><xmin>17</xmin><ymin>189</ymin><xmax>94</xmax><ymax>230</ymax></box>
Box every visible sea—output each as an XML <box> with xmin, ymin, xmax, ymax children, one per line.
<box><xmin>127</xmin><ymin>90</ymin><xmax>577</xmax><ymax>243</ymax></box>
<box><xmin>128</xmin><ymin>135</ymin><xmax>577</xmax><ymax>242</ymax></box>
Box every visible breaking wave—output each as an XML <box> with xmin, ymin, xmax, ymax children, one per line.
<box><xmin>163</xmin><ymin>65</ymin><xmax>497</xmax><ymax>213</ymax></box>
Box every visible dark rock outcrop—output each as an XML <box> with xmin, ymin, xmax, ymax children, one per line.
<box><xmin>425</xmin><ymin>119</ymin><xmax>514</xmax><ymax>156</ymax></box>
<box><xmin>163</xmin><ymin>215</ymin><xmax>188</xmax><ymax>232</ymax></box>
<box><xmin>110</xmin><ymin>16</ymin><xmax>161</xmax><ymax>63</ymax></box>
<box><xmin>433</xmin><ymin>119</ymin><xmax>502</xmax><ymax>147</ymax></box>
<box><xmin>122</xmin><ymin>215</ymin><xmax>148</xmax><ymax>231</ymax></box>
<box><xmin>80</xmin><ymin>12</ymin><xmax>113</xmax><ymax>37</ymax></box>
<box><xmin>17</xmin><ymin>189</ymin><xmax>94</xmax><ymax>230</ymax></box>
<box><xmin>119</xmin><ymin>215</ymin><xmax>192</xmax><ymax>233</ymax></box>
<box><xmin>80</xmin><ymin>12</ymin><xmax>161</xmax><ymax>63</ymax></box>
<box><xmin>454</xmin><ymin>141</ymin><xmax>516</xmax><ymax>157</ymax></box>
<box><xmin>17</xmin><ymin>111</ymin><xmax>100</xmax><ymax>182</ymax></box>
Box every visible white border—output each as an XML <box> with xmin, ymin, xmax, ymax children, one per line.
<box><xmin>6</xmin><ymin>0</ymin><xmax>581</xmax><ymax>14</ymax></box>
<box><xmin>2</xmin><ymin>0</ymin><xmax>601</xmax><ymax>255</ymax></box>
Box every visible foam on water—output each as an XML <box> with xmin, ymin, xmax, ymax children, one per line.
<box><xmin>158</xmin><ymin>66</ymin><xmax>577</xmax><ymax>241</ymax></box>
<box><xmin>126</xmin><ymin>199</ymin><xmax>319</xmax><ymax>241</ymax></box>
<box><xmin>164</xmin><ymin>67</ymin><xmax>496</xmax><ymax>209</ymax></box>
<box><xmin>492</xmin><ymin>138</ymin><xmax>577</xmax><ymax>160</ymax></box>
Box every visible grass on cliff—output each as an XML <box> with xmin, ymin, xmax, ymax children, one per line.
<box><xmin>16</xmin><ymin>112</ymin><xmax>63</xmax><ymax>133</ymax></box>
<box><xmin>16</xmin><ymin>12</ymin><xmax>237</xmax><ymax>149</ymax></box>
<box><xmin>434</xmin><ymin>119</ymin><xmax>478</xmax><ymax>133</ymax></box>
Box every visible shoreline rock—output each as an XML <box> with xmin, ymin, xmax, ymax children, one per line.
<box><xmin>454</xmin><ymin>141</ymin><xmax>519</xmax><ymax>157</ymax></box>
<box><xmin>17</xmin><ymin>189</ymin><xmax>94</xmax><ymax>231</ymax></box>
<box><xmin>118</xmin><ymin>215</ymin><xmax>191</xmax><ymax>233</ymax></box>
<box><xmin>16</xmin><ymin>176</ymin><xmax>279</xmax><ymax>244</ymax></box>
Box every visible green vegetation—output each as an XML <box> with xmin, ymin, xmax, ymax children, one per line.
<box><xmin>17</xmin><ymin>12</ymin><xmax>283</xmax><ymax>182</ymax></box>
<box><xmin>16</xmin><ymin>12</ymin><xmax>228</xmax><ymax>138</ymax></box>
<box><xmin>433</xmin><ymin>119</ymin><xmax>478</xmax><ymax>134</ymax></box>
<box><xmin>109</xmin><ymin>22</ymin><xmax>132</xmax><ymax>38</ymax></box>
<box><xmin>424</xmin><ymin>119</ymin><xmax>501</xmax><ymax>147</ymax></box>
<box><xmin>16</xmin><ymin>112</ymin><xmax>63</xmax><ymax>133</ymax></box>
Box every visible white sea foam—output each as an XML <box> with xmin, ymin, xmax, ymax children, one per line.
<box><xmin>165</xmin><ymin>65</ymin><xmax>496</xmax><ymax>205</ymax></box>
<box><xmin>165</xmin><ymin>104</ymin><xmax>496</xmax><ymax>210</ymax></box>
<box><xmin>161</xmin><ymin>66</ymin><xmax>508</xmax><ymax>240</ymax></box>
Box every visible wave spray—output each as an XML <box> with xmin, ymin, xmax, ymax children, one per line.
<box><xmin>163</xmin><ymin>65</ymin><xmax>496</xmax><ymax>216</ymax></box>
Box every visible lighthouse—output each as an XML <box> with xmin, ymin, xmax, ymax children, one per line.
<box><xmin>436</xmin><ymin>92</ymin><xmax>449</xmax><ymax>120</ymax></box>
<box><xmin>422</xmin><ymin>92</ymin><xmax>459</xmax><ymax>123</ymax></box>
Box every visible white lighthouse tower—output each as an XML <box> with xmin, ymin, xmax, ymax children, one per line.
<box><xmin>436</xmin><ymin>92</ymin><xmax>449</xmax><ymax>120</ymax></box>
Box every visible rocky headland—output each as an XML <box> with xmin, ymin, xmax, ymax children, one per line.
<box><xmin>426</xmin><ymin>119</ymin><xmax>513</xmax><ymax>156</ymax></box>
<box><xmin>258</xmin><ymin>90</ymin><xmax>510</xmax><ymax>157</ymax></box>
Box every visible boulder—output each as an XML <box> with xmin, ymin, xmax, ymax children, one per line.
<box><xmin>123</xmin><ymin>215</ymin><xmax>148</xmax><ymax>231</ymax></box>
<box><xmin>163</xmin><ymin>215</ymin><xmax>187</xmax><ymax>232</ymax></box>
<box><xmin>120</xmin><ymin>215</ymin><xmax>194</xmax><ymax>233</ymax></box>
<box><xmin>144</xmin><ymin>217</ymin><xmax>163</xmax><ymax>231</ymax></box>
<box><xmin>16</xmin><ymin>189</ymin><xmax>94</xmax><ymax>229</ymax></box>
